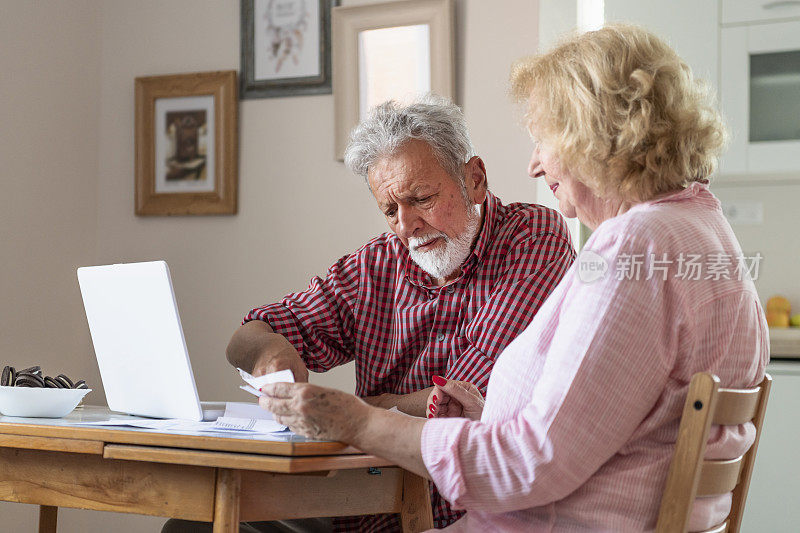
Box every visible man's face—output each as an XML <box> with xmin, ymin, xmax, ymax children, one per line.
<box><xmin>367</xmin><ymin>140</ymin><xmax>487</xmax><ymax>282</ymax></box>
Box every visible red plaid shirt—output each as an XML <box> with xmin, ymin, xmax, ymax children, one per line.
<box><xmin>244</xmin><ymin>191</ymin><xmax>575</xmax><ymax>532</ymax></box>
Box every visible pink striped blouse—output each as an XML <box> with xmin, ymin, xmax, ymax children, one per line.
<box><xmin>421</xmin><ymin>183</ymin><xmax>769</xmax><ymax>532</ymax></box>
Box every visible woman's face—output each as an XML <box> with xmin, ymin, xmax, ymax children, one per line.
<box><xmin>528</xmin><ymin>142</ymin><xmax>584</xmax><ymax>218</ymax></box>
<box><xmin>527</xmin><ymin>142</ymin><xmax>614</xmax><ymax>230</ymax></box>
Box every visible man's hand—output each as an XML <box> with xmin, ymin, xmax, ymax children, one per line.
<box><xmin>226</xmin><ymin>321</ymin><xmax>309</xmax><ymax>382</ymax></box>
<box><xmin>250</xmin><ymin>334</ymin><xmax>309</xmax><ymax>382</ymax></box>
<box><xmin>426</xmin><ymin>375</ymin><xmax>484</xmax><ymax>421</ymax></box>
<box><xmin>363</xmin><ymin>387</ymin><xmax>433</xmax><ymax>417</ymax></box>
<box><xmin>260</xmin><ymin>382</ymin><xmax>370</xmax><ymax>441</ymax></box>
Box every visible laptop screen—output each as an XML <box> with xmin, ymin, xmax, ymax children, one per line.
<box><xmin>77</xmin><ymin>261</ymin><xmax>204</xmax><ymax>420</ymax></box>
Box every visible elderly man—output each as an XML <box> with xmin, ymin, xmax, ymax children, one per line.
<box><xmin>226</xmin><ymin>97</ymin><xmax>575</xmax><ymax>532</ymax></box>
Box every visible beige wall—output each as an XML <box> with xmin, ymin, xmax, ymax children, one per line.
<box><xmin>0</xmin><ymin>0</ymin><xmax>538</xmax><ymax>530</ymax></box>
<box><xmin>0</xmin><ymin>1</ymin><xmax>106</xmax><ymax>529</ymax></box>
<box><xmin>0</xmin><ymin>1</ymin><xmax>99</xmax><ymax>384</ymax></box>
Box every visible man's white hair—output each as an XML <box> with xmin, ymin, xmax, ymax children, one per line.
<box><xmin>344</xmin><ymin>94</ymin><xmax>478</xmax><ymax>186</ymax></box>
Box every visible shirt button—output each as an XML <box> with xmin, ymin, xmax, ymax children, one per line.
<box><xmin>436</xmin><ymin>333</ymin><xmax>445</xmax><ymax>342</ymax></box>
<box><xmin>447</xmin><ymin>287</ymin><xmax>455</xmax><ymax>295</ymax></box>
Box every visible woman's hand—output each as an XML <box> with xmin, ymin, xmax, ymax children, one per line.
<box><xmin>426</xmin><ymin>375</ymin><xmax>485</xmax><ymax>421</ymax></box>
<box><xmin>259</xmin><ymin>382</ymin><xmax>370</xmax><ymax>441</ymax></box>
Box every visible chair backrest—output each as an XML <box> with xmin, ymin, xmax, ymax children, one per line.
<box><xmin>656</xmin><ymin>372</ymin><xmax>772</xmax><ymax>533</ymax></box>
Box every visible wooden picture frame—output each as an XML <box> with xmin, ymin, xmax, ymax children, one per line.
<box><xmin>135</xmin><ymin>71</ymin><xmax>238</xmax><ymax>216</ymax></box>
<box><xmin>240</xmin><ymin>0</ymin><xmax>337</xmax><ymax>99</ymax></box>
<box><xmin>332</xmin><ymin>0</ymin><xmax>455</xmax><ymax>160</ymax></box>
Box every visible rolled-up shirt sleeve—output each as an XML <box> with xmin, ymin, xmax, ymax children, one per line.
<box><xmin>244</xmin><ymin>253</ymin><xmax>359</xmax><ymax>372</ymax></box>
<box><xmin>421</xmin><ymin>232</ymin><xmax>679</xmax><ymax>512</ymax></box>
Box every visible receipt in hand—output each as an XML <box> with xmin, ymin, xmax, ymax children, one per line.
<box><xmin>237</xmin><ymin>368</ymin><xmax>295</xmax><ymax>397</ymax></box>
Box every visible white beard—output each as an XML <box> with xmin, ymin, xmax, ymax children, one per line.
<box><xmin>408</xmin><ymin>203</ymin><xmax>481</xmax><ymax>281</ymax></box>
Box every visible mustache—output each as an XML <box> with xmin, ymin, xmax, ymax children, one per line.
<box><xmin>408</xmin><ymin>233</ymin><xmax>448</xmax><ymax>250</ymax></box>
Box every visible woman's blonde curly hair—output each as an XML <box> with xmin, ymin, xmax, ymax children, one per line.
<box><xmin>510</xmin><ymin>23</ymin><xmax>727</xmax><ymax>202</ymax></box>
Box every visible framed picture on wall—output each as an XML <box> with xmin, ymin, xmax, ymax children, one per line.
<box><xmin>332</xmin><ymin>0</ymin><xmax>455</xmax><ymax>159</ymax></box>
<box><xmin>240</xmin><ymin>0</ymin><xmax>338</xmax><ymax>98</ymax></box>
<box><xmin>135</xmin><ymin>71</ymin><xmax>238</xmax><ymax>216</ymax></box>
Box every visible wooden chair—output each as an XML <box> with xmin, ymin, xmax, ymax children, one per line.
<box><xmin>656</xmin><ymin>372</ymin><xmax>772</xmax><ymax>533</ymax></box>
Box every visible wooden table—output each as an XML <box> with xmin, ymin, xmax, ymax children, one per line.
<box><xmin>0</xmin><ymin>406</ymin><xmax>433</xmax><ymax>532</ymax></box>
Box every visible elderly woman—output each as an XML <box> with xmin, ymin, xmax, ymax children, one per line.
<box><xmin>262</xmin><ymin>24</ymin><xmax>768</xmax><ymax>531</ymax></box>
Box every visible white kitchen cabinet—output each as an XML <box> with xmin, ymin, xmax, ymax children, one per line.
<box><xmin>742</xmin><ymin>361</ymin><xmax>800</xmax><ymax>532</ymax></box>
<box><xmin>720</xmin><ymin>19</ymin><xmax>800</xmax><ymax>176</ymax></box>
<box><xmin>723</xmin><ymin>0</ymin><xmax>800</xmax><ymax>26</ymax></box>
<box><xmin>604</xmin><ymin>0</ymin><xmax>719</xmax><ymax>89</ymax></box>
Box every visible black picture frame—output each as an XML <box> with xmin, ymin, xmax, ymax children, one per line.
<box><xmin>240</xmin><ymin>0</ymin><xmax>337</xmax><ymax>99</ymax></box>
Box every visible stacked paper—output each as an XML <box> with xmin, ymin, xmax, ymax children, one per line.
<box><xmin>76</xmin><ymin>369</ymin><xmax>297</xmax><ymax>434</ymax></box>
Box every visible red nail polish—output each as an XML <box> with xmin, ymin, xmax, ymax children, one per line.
<box><xmin>429</xmin><ymin>404</ymin><xmax>436</xmax><ymax>412</ymax></box>
<box><xmin>432</xmin><ymin>395</ymin><xmax>438</xmax><ymax>403</ymax></box>
<box><xmin>427</xmin><ymin>414</ymin><xmax>433</xmax><ymax>418</ymax></box>
<box><xmin>432</xmin><ymin>375</ymin><xmax>447</xmax><ymax>387</ymax></box>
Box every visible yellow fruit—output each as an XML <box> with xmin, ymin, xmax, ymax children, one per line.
<box><xmin>766</xmin><ymin>295</ymin><xmax>791</xmax><ymax>315</ymax></box>
<box><xmin>791</xmin><ymin>314</ymin><xmax>800</xmax><ymax>328</ymax></box>
<box><xmin>767</xmin><ymin>310</ymin><xmax>790</xmax><ymax>328</ymax></box>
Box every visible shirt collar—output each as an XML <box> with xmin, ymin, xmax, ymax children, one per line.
<box><xmin>469</xmin><ymin>191</ymin><xmax>499</xmax><ymax>266</ymax></box>
<box><xmin>646</xmin><ymin>181</ymin><xmax>719</xmax><ymax>208</ymax></box>
<box><xmin>401</xmin><ymin>191</ymin><xmax>500</xmax><ymax>288</ymax></box>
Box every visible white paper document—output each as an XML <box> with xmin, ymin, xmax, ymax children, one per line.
<box><xmin>75</xmin><ymin>418</ymin><xmax>202</xmax><ymax>431</ymax></box>
<box><xmin>76</xmin><ymin>401</ymin><xmax>288</xmax><ymax>434</ymax></box>
<box><xmin>209</xmin><ymin>400</ymin><xmax>287</xmax><ymax>433</ymax></box>
<box><xmin>237</xmin><ymin>368</ymin><xmax>294</xmax><ymax>397</ymax></box>
<box><xmin>224</xmin><ymin>400</ymin><xmax>277</xmax><ymax>420</ymax></box>
<box><xmin>208</xmin><ymin>416</ymin><xmax>285</xmax><ymax>434</ymax></box>
<box><xmin>73</xmin><ymin>369</ymin><xmax>296</xmax><ymax>434</ymax></box>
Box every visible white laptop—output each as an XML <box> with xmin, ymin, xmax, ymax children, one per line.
<box><xmin>77</xmin><ymin>260</ymin><xmax>225</xmax><ymax>421</ymax></box>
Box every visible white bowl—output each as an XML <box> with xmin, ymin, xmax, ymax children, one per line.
<box><xmin>0</xmin><ymin>386</ymin><xmax>91</xmax><ymax>418</ymax></box>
